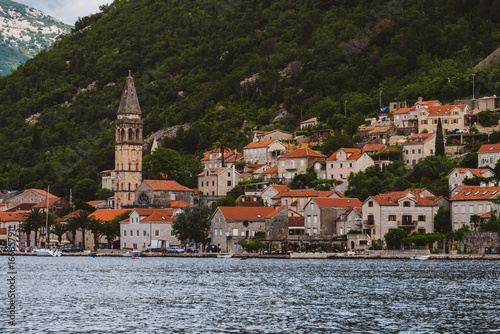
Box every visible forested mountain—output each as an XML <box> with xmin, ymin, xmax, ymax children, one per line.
<box><xmin>0</xmin><ymin>0</ymin><xmax>72</xmax><ymax>75</ymax></box>
<box><xmin>2</xmin><ymin>0</ymin><xmax>500</xmax><ymax>199</ymax></box>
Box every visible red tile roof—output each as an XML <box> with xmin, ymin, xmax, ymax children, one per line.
<box><xmin>327</xmin><ymin>148</ymin><xmax>362</xmax><ymax>161</ymax></box>
<box><xmin>262</xmin><ymin>167</ymin><xmax>278</xmax><ymax>174</ymax></box>
<box><xmin>134</xmin><ymin>208</ymin><xmax>174</xmax><ymax>217</ymax></box>
<box><xmin>269</xmin><ymin>185</ymin><xmax>290</xmax><ymax>192</ymax></box>
<box><xmin>278</xmin><ymin>148</ymin><xmax>326</xmax><ymax>159</ymax></box>
<box><xmin>32</xmin><ymin>197</ymin><xmax>63</xmax><ymax>208</ymax></box>
<box><xmin>425</xmin><ymin>105</ymin><xmax>467</xmax><ymax>116</ymax></box>
<box><xmin>288</xmin><ymin>216</ymin><xmax>305</xmax><ymax>227</ymax></box>
<box><xmin>402</xmin><ymin>133</ymin><xmax>435</xmax><ymax>145</ymax></box>
<box><xmin>170</xmin><ymin>201</ymin><xmax>194</xmax><ymax>208</ymax></box>
<box><xmin>362</xmin><ymin>144</ymin><xmax>386</xmax><ymax>153</ymax></box>
<box><xmin>416</xmin><ymin>100</ymin><xmax>439</xmax><ymax>106</ymax></box>
<box><xmin>478</xmin><ymin>144</ymin><xmax>500</xmax><ymax>153</ymax></box>
<box><xmin>90</xmin><ymin>209</ymin><xmax>131</xmax><ymax>221</ymax></box>
<box><xmin>144</xmin><ymin>180</ymin><xmax>194</xmax><ymax>192</ymax></box>
<box><xmin>369</xmin><ymin>189</ymin><xmax>441</xmax><ymax>206</ymax></box>
<box><xmin>0</xmin><ymin>211</ymin><xmax>28</xmax><ymax>222</ymax></box>
<box><xmin>312</xmin><ymin>198</ymin><xmax>362</xmax><ymax>208</ymax></box>
<box><xmin>452</xmin><ymin>168</ymin><xmax>492</xmax><ymax>177</ymax></box>
<box><xmin>480</xmin><ymin>211</ymin><xmax>491</xmax><ymax>219</ymax></box>
<box><xmin>272</xmin><ymin>190</ymin><xmax>334</xmax><ymax>200</ymax></box>
<box><xmin>450</xmin><ymin>186</ymin><xmax>500</xmax><ymax>201</ymax></box>
<box><xmin>140</xmin><ymin>211</ymin><xmax>173</xmax><ymax>222</ymax></box>
<box><xmin>87</xmin><ymin>200</ymin><xmax>106</xmax><ymax>206</ymax></box>
<box><xmin>226</xmin><ymin>153</ymin><xmax>244</xmax><ymax>163</ymax></box>
<box><xmin>394</xmin><ymin>107</ymin><xmax>411</xmax><ymax>114</ymax></box>
<box><xmin>218</xmin><ymin>207</ymin><xmax>277</xmax><ymax>220</ymax></box>
<box><xmin>301</xmin><ymin>117</ymin><xmax>318</xmax><ymax>124</ymax></box>
<box><xmin>28</xmin><ymin>189</ymin><xmax>58</xmax><ymax>198</ymax></box>
<box><xmin>243</xmin><ymin>140</ymin><xmax>277</xmax><ymax>149</ymax></box>
<box><xmin>264</xmin><ymin>205</ymin><xmax>287</xmax><ymax>219</ymax></box>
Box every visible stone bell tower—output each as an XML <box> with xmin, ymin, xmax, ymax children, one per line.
<box><xmin>114</xmin><ymin>71</ymin><xmax>143</xmax><ymax>209</ymax></box>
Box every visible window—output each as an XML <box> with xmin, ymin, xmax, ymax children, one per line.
<box><xmin>412</xmin><ymin>149</ymin><xmax>415</xmax><ymax>154</ymax></box>
<box><xmin>311</xmin><ymin>203</ymin><xmax>314</xmax><ymax>210</ymax></box>
<box><xmin>133</xmin><ymin>243</ymin><xmax>137</xmax><ymax>249</ymax></box>
<box><xmin>403</xmin><ymin>201</ymin><xmax>410</xmax><ymax>207</ymax></box>
<box><xmin>154</xmin><ymin>230</ymin><xmax>159</xmax><ymax>237</ymax></box>
<box><xmin>405</xmin><ymin>150</ymin><xmax>409</xmax><ymax>155</ymax></box>
<box><xmin>282</xmin><ymin>161</ymin><xmax>285</xmax><ymax>167</ymax></box>
<box><xmin>214</xmin><ymin>229</ymin><xmax>218</xmax><ymax>236</ymax></box>
<box><xmin>313</xmin><ymin>216</ymin><xmax>317</xmax><ymax>224</ymax></box>
<box><xmin>136</xmin><ymin>230</ymin><xmax>139</xmax><ymax>236</ymax></box>
<box><xmin>143</xmin><ymin>230</ymin><xmax>146</xmax><ymax>236</ymax></box>
<box><xmin>330</xmin><ymin>163</ymin><xmax>334</xmax><ymax>169</ymax></box>
<box><xmin>227</xmin><ymin>181</ymin><xmax>231</xmax><ymax>187</ymax></box>
<box><xmin>212</xmin><ymin>181</ymin><xmax>215</xmax><ymax>186</ymax></box>
<box><xmin>124</xmin><ymin>230</ymin><xmax>127</xmax><ymax>236</ymax></box>
<box><xmin>339</xmin><ymin>163</ymin><xmax>344</xmax><ymax>169</ymax></box>
<box><xmin>418</xmin><ymin>149</ymin><xmax>421</xmax><ymax>154</ymax></box>
<box><xmin>418</xmin><ymin>228</ymin><xmax>426</xmax><ymax>233</ymax></box>
<box><xmin>290</xmin><ymin>160</ymin><xmax>295</xmax><ymax>168</ymax></box>
<box><xmin>339</xmin><ymin>173</ymin><xmax>344</xmax><ymax>179</ymax></box>
<box><xmin>348</xmin><ymin>163</ymin><xmax>353</xmax><ymax>168</ymax></box>
<box><xmin>307</xmin><ymin>215</ymin><xmax>311</xmax><ymax>223</ymax></box>
<box><xmin>418</xmin><ymin>215</ymin><xmax>426</xmax><ymax>222</ymax></box>
<box><xmin>368</xmin><ymin>201</ymin><xmax>373</xmax><ymax>207</ymax></box>
<box><xmin>219</xmin><ymin>228</ymin><xmax>222</xmax><ymax>236</ymax></box>
<box><xmin>171</xmin><ymin>230</ymin><xmax>175</xmax><ymax>236</ymax></box>
<box><xmin>412</xmin><ymin>159</ymin><xmax>416</xmax><ymax>165</ymax></box>
<box><xmin>233</xmin><ymin>228</ymin><xmax>238</xmax><ymax>236</ymax></box>
<box><xmin>201</xmin><ymin>182</ymin><xmax>204</xmax><ymax>187</ymax></box>
<box><xmin>388</xmin><ymin>215</ymin><xmax>396</xmax><ymax>221</ymax></box>
<box><xmin>301</xmin><ymin>159</ymin><xmax>304</xmax><ymax>166</ymax></box>
<box><xmin>430</xmin><ymin>149</ymin><xmax>434</xmax><ymax>154</ymax></box>
<box><xmin>228</xmin><ymin>172</ymin><xmax>231</xmax><ymax>177</ymax></box>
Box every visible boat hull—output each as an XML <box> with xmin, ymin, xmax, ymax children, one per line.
<box><xmin>36</xmin><ymin>249</ymin><xmax>62</xmax><ymax>257</ymax></box>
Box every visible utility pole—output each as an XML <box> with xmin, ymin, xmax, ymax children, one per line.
<box><xmin>379</xmin><ymin>90</ymin><xmax>382</xmax><ymax>108</ymax></box>
<box><xmin>472</xmin><ymin>73</ymin><xmax>476</xmax><ymax>100</ymax></box>
<box><xmin>344</xmin><ymin>100</ymin><xmax>347</xmax><ymax>120</ymax></box>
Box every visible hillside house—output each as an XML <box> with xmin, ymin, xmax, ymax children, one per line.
<box><xmin>271</xmin><ymin>189</ymin><xmax>344</xmax><ymax>215</ymax></box>
<box><xmin>448</xmin><ymin>168</ymin><xmax>494</xmax><ymax>191</ymax></box>
<box><xmin>326</xmin><ymin>148</ymin><xmax>375</xmax><ymax>180</ymax></box>
<box><xmin>198</xmin><ymin>166</ymin><xmax>242</xmax><ymax>197</ymax></box>
<box><xmin>401</xmin><ymin>133</ymin><xmax>436</xmax><ymax>166</ymax></box>
<box><xmin>253</xmin><ymin>129</ymin><xmax>293</xmax><ymax>142</ymax></box>
<box><xmin>135</xmin><ymin>180</ymin><xmax>195</xmax><ymax>208</ymax></box>
<box><xmin>478</xmin><ymin>144</ymin><xmax>500</xmax><ymax>168</ymax></box>
<box><xmin>362</xmin><ymin>189</ymin><xmax>448</xmax><ymax>244</ymax></box>
<box><xmin>300</xmin><ymin>117</ymin><xmax>320</xmax><ymax>129</ymax></box>
<box><xmin>243</xmin><ymin>139</ymin><xmax>287</xmax><ymax>165</ymax></box>
<box><xmin>277</xmin><ymin>148</ymin><xmax>327</xmax><ymax>182</ymax></box>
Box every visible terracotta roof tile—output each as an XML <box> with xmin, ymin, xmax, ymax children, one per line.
<box><xmin>327</xmin><ymin>148</ymin><xmax>362</xmax><ymax>161</ymax></box>
<box><xmin>312</xmin><ymin>198</ymin><xmax>362</xmax><ymax>208</ymax></box>
<box><xmin>272</xmin><ymin>190</ymin><xmax>334</xmax><ymax>199</ymax></box>
<box><xmin>278</xmin><ymin>148</ymin><xmax>326</xmax><ymax>159</ymax></box>
<box><xmin>369</xmin><ymin>189</ymin><xmax>441</xmax><ymax>206</ymax></box>
<box><xmin>478</xmin><ymin>144</ymin><xmax>500</xmax><ymax>153</ymax></box>
<box><xmin>144</xmin><ymin>180</ymin><xmax>194</xmax><ymax>192</ymax></box>
<box><xmin>301</xmin><ymin>117</ymin><xmax>318</xmax><ymax>124</ymax></box>
<box><xmin>394</xmin><ymin>107</ymin><xmax>411</xmax><ymax>114</ymax></box>
<box><xmin>140</xmin><ymin>211</ymin><xmax>173</xmax><ymax>222</ymax></box>
<box><xmin>362</xmin><ymin>143</ymin><xmax>386</xmax><ymax>153</ymax></box>
<box><xmin>450</xmin><ymin>186</ymin><xmax>500</xmax><ymax>201</ymax></box>
<box><xmin>170</xmin><ymin>201</ymin><xmax>194</xmax><ymax>208</ymax></box>
<box><xmin>288</xmin><ymin>216</ymin><xmax>305</xmax><ymax>227</ymax></box>
<box><xmin>264</xmin><ymin>205</ymin><xmax>287</xmax><ymax>219</ymax></box>
<box><xmin>262</xmin><ymin>167</ymin><xmax>278</xmax><ymax>174</ymax></box>
<box><xmin>424</xmin><ymin>105</ymin><xmax>466</xmax><ymax>116</ymax></box>
<box><xmin>90</xmin><ymin>209</ymin><xmax>131</xmax><ymax>221</ymax></box>
<box><xmin>402</xmin><ymin>133</ymin><xmax>435</xmax><ymax>145</ymax></box>
<box><xmin>243</xmin><ymin>140</ymin><xmax>277</xmax><ymax>149</ymax></box>
<box><xmin>218</xmin><ymin>207</ymin><xmax>276</xmax><ymax>220</ymax></box>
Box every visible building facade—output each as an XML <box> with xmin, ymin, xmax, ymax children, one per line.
<box><xmin>277</xmin><ymin>148</ymin><xmax>327</xmax><ymax>182</ymax></box>
<box><xmin>135</xmin><ymin>180</ymin><xmax>195</xmax><ymax>208</ymax></box>
<box><xmin>243</xmin><ymin>140</ymin><xmax>287</xmax><ymax>165</ymax></box>
<box><xmin>115</xmin><ymin>72</ymin><xmax>143</xmax><ymax>209</ymax></box>
<box><xmin>448</xmin><ymin>168</ymin><xmax>494</xmax><ymax>191</ymax></box>
<box><xmin>198</xmin><ymin>166</ymin><xmax>242</xmax><ymax>197</ymax></box>
<box><xmin>326</xmin><ymin>148</ymin><xmax>375</xmax><ymax>180</ymax></box>
<box><xmin>401</xmin><ymin>133</ymin><xmax>436</xmax><ymax>166</ymax></box>
<box><xmin>478</xmin><ymin>144</ymin><xmax>500</xmax><ymax>168</ymax></box>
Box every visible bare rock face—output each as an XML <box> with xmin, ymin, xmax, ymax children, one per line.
<box><xmin>143</xmin><ymin>123</ymin><xmax>191</xmax><ymax>150</ymax></box>
<box><xmin>25</xmin><ymin>112</ymin><xmax>41</xmax><ymax>124</ymax></box>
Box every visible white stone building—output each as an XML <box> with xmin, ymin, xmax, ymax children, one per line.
<box><xmin>198</xmin><ymin>166</ymin><xmax>242</xmax><ymax>197</ymax></box>
<box><xmin>478</xmin><ymin>144</ymin><xmax>500</xmax><ymax>168</ymax></box>
<box><xmin>447</xmin><ymin>168</ymin><xmax>494</xmax><ymax>191</ymax></box>
<box><xmin>243</xmin><ymin>140</ymin><xmax>287</xmax><ymax>165</ymax></box>
<box><xmin>401</xmin><ymin>133</ymin><xmax>436</xmax><ymax>166</ymax></box>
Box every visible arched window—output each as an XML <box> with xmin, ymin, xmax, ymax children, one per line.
<box><xmin>136</xmin><ymin>128</ymin><xmax>140</xmax><ymax>140</ymax></box>
<box><xmin>128</xmin><ymin>128</ymin><xmax>133</xmax><ymax>140</ymax></box>
<box><xmin>120</xmin><ymin>129</ymin><xmax>125</xmax><ymax>141</ymax></box>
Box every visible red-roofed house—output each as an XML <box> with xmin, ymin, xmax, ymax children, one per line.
<box><xmin>135</xmin><ymin>180</ymin><xmax>195</xmax><ymax>208</ymax></box>
<box><xmin>362</xmin><ymin>188</ymin><xmax>448</xmax><ymax>245</ymax></box>
<box><xmin>277</xmin><ymin>148</ymin><xmax>327</xmax><ymax>182</ymax></box>
<box><xmin>201</xmin><ymin>148</ymin><xmax>239</xmax><ymax>169</ymax></box>
<box><xmin>326</xmin><ymin>148</ymin><xmax>374</xmax><ymax>180</ymax></box>
<box><xmin>0</xmin><ymin>211</ymin><xmax>28</xmax><ymax>246</ymax></box>
<box><xmin>211</xmin><ymin>206</ymin><xmax>288</xmax><ymax>253</ymax></box>
<box><xmin>362</xmin><ymin>143</ymin><xmax>387</xmax><ymax>155</ymax></box>
<box><xmin>271</xmin><ymin>189</ymin><xmax>343</xmax><ymax>215</ymax></box>
<box><xmin>302</xmin><ymin>197</ymin><xmax>362</xmax><ymax>236</ymax></box>
<box><xmin>100</xmin><ymin>169</ymin><xmax>116</xmax><ymax>190</ymax></box>
<box><xmin>401</xmin><ymin>133</ymin><xmax>436</xmax><ymax>166</ymax></box>
<box><xmin>243</xmin><ymin>139</ymin><xmax>287</xmax><ymax>165</ymax></box>
<box><xmin>448</xmin><ymin>168</ymin><xmax>494</xmax><ymax>191</ymax></box>
<box><xmin>478</xmin><ymin>144</ymin><xmax>500</xmax><ymax>168</ymax></box>
<box><xmin>32</xmin><ymin>197</ymin><xmax>70</xmax><ymax>213</ymax></box>
<box><xmin>120</xmin><ymin>208</ymin><xmax>180</xmax><ymax>250</ymax></box>
<box><xmin>261</xmin><ymin>166</ymin><xmax>279</xmax><ymax>183</ymax></box>
<box><xmin>261</xmin><ymin>185</ymin><xmax>290</xmax><ymax>207</ymax></box>
<box><xmin>4</xmin><ymin>189</ymin><xmax>58</xmax><ymax>211</ymax></box>
<box><xmin>449</xmin><ymin>185</ymin><xmax>500</xmax><ymax>231</ymax></box>
<box><xmin>198</xmin><ymin>166</ymin><xmax>242</xmax><ymax>197</ymax></box>
<box><xmin>394</xmin><ymin>98</ymin><xmax>441</xmax><ymax>128</ymax></box>
<box><xmin>417</xmin><ymin>104</ymin><xmax>471</xmax><ymax>134</ymax></box>
<box><xmin>300</xmin><ymin>117</ymin><xmax>320</xmax><ymax>129</ymax></box>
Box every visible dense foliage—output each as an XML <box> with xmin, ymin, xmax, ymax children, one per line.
<box><xmin>2</xmin><ymin>0</ymin><xmax>500</xmax><ymax>199</ymax></box>
<box><xmin>172</xmin><ymin>204</ymin><xmax>212</xmax><ymax>245</ymax></box>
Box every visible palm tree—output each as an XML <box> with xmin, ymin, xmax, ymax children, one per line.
<box><xmin>18</xmin><ymin>217</ymin><xmax>38</xmax><ymax>247</ymax></box>
<box><xmin>87</xmin><ymin>218</ymin><xmax>103</xmax><ymax>251</ymax></box>
<box><xmin>24</xmin><ymin>208</ymin><xmax>45</xmax><ymax>246</ymax></box>
<box><xmin>99</xmin><ymin>220</ymin><xmax>119</xmax><ymax>249</ymax></box>
<box><xmin>65</xmin><ymin>217</ymin><xmax>80</xmax><ymax>247</ymax></box>
<box><xmin>50</xmin><ymin>222</ymin><xmax>68</xmax><ymax>244</ymax></box>
<box><xmin>68</xmin><ymin>210</ymin><xmax>92</xmax><ymax>250</ymax></box>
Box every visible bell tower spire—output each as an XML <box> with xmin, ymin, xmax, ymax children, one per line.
<box><xmin>114</xmin><ymin>71</ymin><xmax>143</xmax><ymax>209</ymax></box>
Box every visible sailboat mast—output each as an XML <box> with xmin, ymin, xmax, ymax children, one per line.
<box><xmin>45</xmin><ymin>185</ymin><xmax>50</xmax><ymax>246</ymax></box>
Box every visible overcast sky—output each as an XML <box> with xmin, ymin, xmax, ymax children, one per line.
<box><xmin>16</xmin><ymin>0</ymin><xmax>111</xmax><ymax>25</ymax></box>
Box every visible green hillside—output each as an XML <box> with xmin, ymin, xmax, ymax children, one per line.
<box><xmin>0</xmin><ymin>0</ymin><xmax>72</xmax><ymax>75</ymax></box>
<box><xmin>1</xmin><ymin>0</ymin><xmax>500</xmax><ymax>199</ymax></box>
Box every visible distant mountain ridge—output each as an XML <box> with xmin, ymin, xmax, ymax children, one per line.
<box><xmin>0</xmin><ymin>0</ymin><xmax>72</xmax><ymax>75</ymax></box>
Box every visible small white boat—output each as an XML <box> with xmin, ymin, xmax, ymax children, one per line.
<box><xmin>123</xmin><ymin>250</ymin><xmax>141</xmax><ymax>257</ymax></box>
<box><xmin>36</xmin><ymin>249</ymin><xmax>62</xmax><ymax>257</ymax></box>
<box><xmin>410</xmin><ymin>255</ymin><xmax>430</xmax><ymax>260</ymax></box>
<box><xmin>217</xmin><ymin>254</ymin><xmax>233</xmax><ymax>259</ymax></box>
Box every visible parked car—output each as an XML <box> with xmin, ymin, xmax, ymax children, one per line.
<box><xmin>446</xmin><ymin>129</ymin><xmax>457</xmax><ymax>135</ymax></box>
<box><xmin>186</xmin><ymin>246</ymin><xmax>198</xmax><ymax>253</ymax></box>
<box><xmin>456</xmin><ymin>129</ymin><xmax>469</xmax><ymax>134</ymax></box>
<box><xmin>206</xmin><ymin>245</ymin><xmax>218</xmax><ymax>253</ymax></box>
<box><xmin>61</xmin><ymin>246</ymin><xmax>82</xmax><ymax>253</ymax></box>
<box><xmin>162</xmin><ymin>246</ymin><xmax>184</xmax><ymax>253</ymax></box>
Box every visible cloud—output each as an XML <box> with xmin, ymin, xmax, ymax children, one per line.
<box><xmin>15</xmin><ymin>0</ymin><xmax>111</xmax><ymax>25</ymax></box>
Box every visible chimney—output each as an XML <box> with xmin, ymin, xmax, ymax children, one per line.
<box><xmin>418</xmin><ymin>97</ymin><xmax>423</xmax><ymax>102</ymax></box>
<box><xmin>480</xmin><ymin>182</ymin><xmax>486</xmax><ymax>187</ymax></box>
<box><xmin>488</xmin><ymin>180</ymin><xmax>497</xmax><ymax>187</ymax></box>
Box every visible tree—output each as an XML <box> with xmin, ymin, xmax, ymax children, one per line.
<box><xmin>172</xmin><ymin>204</ymin><xmax>211</xmax><ymax>246</ymax></box>
<box><xmin>101</xmin><ymin>211</ymin><xmax>130</xmax><ymax>249</ymax></box>
<box><xmin>95</xmin><ymin>188</ymin><xmax>114</xmax><ymax>200</ymax></box>
<box><xmin>434</xmin><ymin>206</ymin><xmax>451</xmax><ymax>234</ymax></box>
<box><xmin>18</xmin><ymin>213</ymin><xmax>39</xmax><ymax>246</ymax></box>
<box><xmin>87</xmin><ymin>218</ymin><xmax>104</xmax><ymax>251</ymax></box>
<box><xmin>291</xmin><ymin>167</ymin><xmax>317</xmax><ymax>189</ymax></box>
<box><xmin>478</xmin><ymin>109</ymin><xmax>499</xmax><ymax>127</ymax></box>
<box><xmin>470</xmin><ymin>214</ymin><xmax>481</xmax><ymax>230</ymax></box>
<box><xmin>68</xmin><ymin>210</ymin><xmax>92</xmax><ymax>250</ymax></box>
<box><xmin>321</xmin><ymin>134</ymin><xmax>354</xmax><ymax>157</ymax></box>
<box><xmin>23</xmin><ymin>208</ymin><xmax>45</xmax><ymax>246</ymax></box>
<box><xmin>435</xmin><ymin>118</ymin><xmax>445</xmax><ymax>156</ymax></box>
<box><xmin>65</xmin><ymin>216</ymin><xmax>80</xmax><ymax>247</ymax></box>
<box><xmin>50</xmin><ymin>222</ymin><xmax>68</xmax><ymax>244</ymax></box>
<box><xmin>384</xmin><ymin>228</ymin><xmax>408</xmax><ymax>249</ymax></box>
<box><xmin>73</xmin><ymin>178</ymin><xmax>99</xmax><ymax>202</ymax></box>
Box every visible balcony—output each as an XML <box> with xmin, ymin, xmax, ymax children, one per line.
<box><xmin>397</xmin><ymin>220</ymin><xmax>417</xmax><ymax>228</ymax></box>
<box><xmin>364</xmin><ymin>220</ymin><xmax>375</xmax><ymax>226</ymax></box>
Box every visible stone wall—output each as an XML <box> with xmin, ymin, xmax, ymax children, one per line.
<box><xmin>458</xmin><ymin>232</ymin><xmax>500</xmax><ymax>253</ymax></box>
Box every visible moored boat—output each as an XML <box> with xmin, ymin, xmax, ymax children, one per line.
<box><xmin>410</xmin><ymin>255</ymin><xmax>430</xmax><ymax>260</ymax></box>
<box><xmin>36</xmin><ymin>248</ymin><xmax>62</xmax><ymax>257</ymax></box>
<box><xmin>217</xmin><ymin>254</ymin><xmax>233</xmax><ymax>258</ymax></box>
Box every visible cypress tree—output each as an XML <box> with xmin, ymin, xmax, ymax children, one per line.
<box><xmin>435</xmin><ymin>118</ymin><xmax>445</xmax><ymax>156</ymax></box>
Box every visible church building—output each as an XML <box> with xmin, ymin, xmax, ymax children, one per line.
<box><xmin>114</xmin><ymin>72</ymin><xmax>143</xmax><ymax>209</ymax></box>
